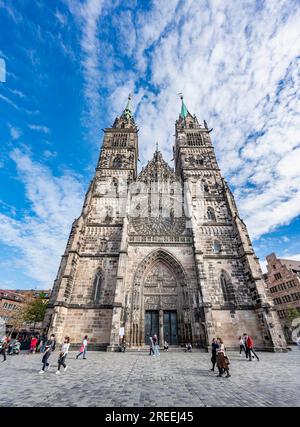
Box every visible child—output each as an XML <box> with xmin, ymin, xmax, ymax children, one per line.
<box><xmin>56</xmin><ymin>336</ymin><xmax>70</xmax><ymax>374</ymax></box>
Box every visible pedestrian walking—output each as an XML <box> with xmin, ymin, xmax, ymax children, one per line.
<box><xmin>239</xmin><ymin>336</ymin><xmax>246</xmax><ymax>356</ymax></box>
<box><xmin>56</xmin><ymin>336</ymin><xmax>70</xmax><ymax>374</ymax></box>
<box><xmin>243</xmin><ymin>333</ymin><xmax>249</xmax><ymax>359</ymax></box>
<box><xmin>76</xmin><ymin>335</ymin><xmax>88</xmax><ymax>359</ymax></box>
<box><xmin>185</xmin><ymin>343</ymin><xmax>192</xmax><ymax>352</ymax></box>
<box><xmin>39</xmin><ymin>333</ymin><xmax>47</xmax><ymax>353</ymax></box>
<box><xmin>297</xmin><ymin>335</ymin><xmax>300</xmax><ymax>350</ymax></box>
<box><xmin>148</xmin><ymin>334</ymin><xmax>154</xmax><ymax>356</ymax></box>
<box><xmin>7</xmin><ymin>338</ymin><xmax>16</xmax><ymax>355</ymax></box>
<box><xmin>246</xmin><ymin>335</ymin><xmax>259</xmax><ymax>361</ymax></box>
<box><xmin>30</xmin><ymin>336</ymin><xmax>38</xmax><ymax>354</ymax></box>
<box><xmin>152</xmin><ymin>334</ymin><xmax>160</xmax><ymax>357</ymax></box>
<box><xmin>39</xmin><ymin>334</ymin><xmax>56</xmax><ymax>374</ymax></box>
<box><xmin>0</xmin><ymin>335</ymin><xmax>8</xmax><ymax>362</ymax></box>
<box><xmin>210</xmin><ymin>338</ymin><xmax>219</xmax><ymax>371</ymax></box>
<box><xmin>216</xmin><ymin>337</ymin><xmax>231</xmax><ymax>378</ymax></box>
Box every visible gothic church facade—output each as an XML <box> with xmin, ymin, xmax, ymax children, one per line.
<box><xmin>44</xmin><ymin>97</ymin><xmax>286</xmax><ymax>351</ymax></box>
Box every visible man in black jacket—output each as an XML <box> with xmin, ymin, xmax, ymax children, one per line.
<box><xmin>39</xmin><ymin>334</ymin><xmax>56</xmax><ymax>373</ymax></box>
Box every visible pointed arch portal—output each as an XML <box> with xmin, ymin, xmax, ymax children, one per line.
<box><xmin>127</xmin><ymin>250</ymin><xmax>192</xmax><ymax>347</ymax></box>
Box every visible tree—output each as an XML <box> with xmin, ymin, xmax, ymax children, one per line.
<box><xmin>286</xmin><ymin>307</ymin><xmax>299</xmax><ymax>326</ymax></box>
<box><xmin>23</xmin><ymin>292</ymin><xmax>48</xmax><ymax>332</ymax></box>
<box><xmin>8</xmin><ymin>295</ymin><xmax>32</xmax><ymax>338</ymax></box>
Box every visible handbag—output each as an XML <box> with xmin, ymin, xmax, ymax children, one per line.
<box><xmin>224</xmin><ymin>355</ymin><xmax>230</xmax><ymax>365</ymax></box>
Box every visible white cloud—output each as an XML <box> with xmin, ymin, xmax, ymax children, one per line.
<box><xmin>67</xmin><ymin>0</ymin><xmax>104</xmax><ymax>134</ymax></box>
<box><xmin>28</xmin><ymin>124</ymin><xmax>51</xmax><ymax>134</ymax></box>
<box><xmin>0</xmin><ymin>149</ymin><xmax>85</xmax><ymax>286</ymax></box>
<box><xmin>0</xmin><ymin>94</ymin><xmax>19</xmax><ymax>109</ymax></box>
<box><xmin>111</xmin><ymin>0</ymin><xmax>300</xmax><ymax>241</ymax></box>
<box><xmin>9</xmin><ymin>125</ymin><xmax>22</xmax><ymax>140</ymax></box>
<box><xmin>43</xmin><ymin>149</ymin><xmax>57</xmax><ymax>159</ymax></box>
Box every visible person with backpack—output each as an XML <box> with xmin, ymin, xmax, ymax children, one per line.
<box><xmin>39</xmin><ymin>334</ymin><xmax>56</xmax><ymax>374</ymax></box>
<box><xmin>76</xmin><ymin>335</ymin><xmax>89</xmax><ymax>360</ymax></box>
<box><xmin>56</xmin><ymin>336</ymin><xmax>70</xmax><ymax>374</ymax></box>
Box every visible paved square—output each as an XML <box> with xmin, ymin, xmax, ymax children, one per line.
<box><xmin>0</xmin><ymin>349</ymin><xmax>299</xmax><ymax>407</ymax></box>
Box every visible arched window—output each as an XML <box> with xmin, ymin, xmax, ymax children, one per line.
<box><xmin>207</xmin><ymin>207</ymin><xmax>216</xmax><ymax>221</ymax></box>
<box><xmin>113</xmin><ymin>155</ymin><xmax>122</xmax><ymax>168</ymax></box>
<box><xmin>213</xmin><ymin>241</ymin><xmax>221</xmax><ymax>253</ymax></box>
<box><xmin>112</xmin><ymin>178</ymin><xmax>118</xmax><ymax>196</ymax></box>
<box><xmin>220</xmin><ymin>270</ymin><xmax>236</xmax><ymax>304</ymax></box>
<box><xmin>92</xmin><ymin>271</ymin><xmax>102</xmax><ymax>302</ymax></box>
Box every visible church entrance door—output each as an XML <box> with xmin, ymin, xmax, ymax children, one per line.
<box><xmin>144</xmin><ymin>310</ymin><xmax>159</xmax><ymax>344</ymax></box>
<box><xmin>163</xmin><ymin>311</ymin><xmax>178</xmax><ymax>345</ymax></box>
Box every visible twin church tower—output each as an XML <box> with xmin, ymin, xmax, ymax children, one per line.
<box><xmin>44</xmin><ymin>96</ymin><xmax>286</xmax><ymax>351</ymax></box>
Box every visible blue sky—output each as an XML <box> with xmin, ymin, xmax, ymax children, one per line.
<box><xmin>1</xmin><ymin>0</ymin><xmax>300</xmax><ymax>289</ymax></box>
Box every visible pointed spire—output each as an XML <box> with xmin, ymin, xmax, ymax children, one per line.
<box><xmin>122</xmin><ymin>93</ymin><xmax>133</xmax><ymax>120</ymax></box>
<box><xmin>179</xmin><ymin>94</ymin><xmax>188</xmax><ymax>119</ymax></box>
<box><xmin>156</xmin><ymin>141</ymin><xmax>159</xmax><ymax>152</ymax></box>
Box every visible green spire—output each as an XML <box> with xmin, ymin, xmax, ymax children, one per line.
<box><xmin>180</xmin><ymin>95</ymin><xmax>188</xmax><ymax>119</ymax></box>
<box><xmin>123</xmin><ymin>93</ymin><xmax>132</xmax><ymax>119</ymax></box>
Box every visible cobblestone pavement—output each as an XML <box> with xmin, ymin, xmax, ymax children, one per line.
<box><xmin>0</xmin><ymin>349</ymin><xmax>299</xmax><ymax>407</ymax></box>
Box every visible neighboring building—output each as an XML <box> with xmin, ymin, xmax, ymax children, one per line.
<box><xmin>14</xmin><ymin>289</ymin><xmax>52</xmax><ymax>299</ymax></box>
<box><xmin>264</xmin><ymin>253</ymin><xmax>300</xmax><ymax>342</ymax></box>
<box><xmin>44</xmin><ymin>96</ymin><xmax>286</xmax><ymax>351</ymax></box>
<box><xmin>0</xmin><ymin>289</ymin><xmax>50</xmax><ymax>335</ymax></box>
<box><xmin>0</xmin><ymin>289</ymin><xmax>25</xmax><ymax>334</ymax></box>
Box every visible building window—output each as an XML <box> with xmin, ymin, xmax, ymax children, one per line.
<box><xmin>3</xmin><ymin>302</ymin><xmax>8</xmax><ymax>308</ymax></box>
<box><xmin>112</xmin><ymin>133</ymin><xmax>128</xmax><ymax>147</ymax></box>
<box><xmin>292</xmin><ymin>292</ymin><xmax>300</xmax><ymax>301</ymax></box>
<box><xmin>278</xmin><ymin>310</ymin><xmax>286</xmax><ymax>319</ymax></box>
<box><xmin>186</xmin><ymin>132</ymin><xmax>203</xmax><ymax>146</ymax></box>
<box><xmin>113</xmin><ymin>155</ymin><xmax>123</xmax><ymax>168</ymax></box>
<box><xmin>220</xmin><ymin>270</ymin><xmax>236</xmax><ymax>304</ymax></box>
<box><xmin>92</xmin><ymin>271</ymin><xmax>102</xmax><ymax>302</ymax></box>
<box><xmin>207</xmin><ymin>207</ymin><xmax>216</xmax><ymax>221</ymax></box>
<box><xmin>274</xmin><ymin>272</ymin><xmax>282</xmax><ymax>280</ymax></box>
<box><xmin>213</xmin><ymin>241</ymin><xmax>221</xmax><ymax>254</ymax></box>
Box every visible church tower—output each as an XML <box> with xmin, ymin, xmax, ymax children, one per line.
<box><xmin>44</xmin><ymin>96</ymin><xmax>138</xmax><ymax>348</ymax></box>
<box><xmin>173</xmin><ymin>96</ymin><xmax>285</xmax><ymax>350</ymax></box>
<box><xmin>45</xmin><ymin>95</ymin><xmax>286</xmax><ymax>351</ymax></box>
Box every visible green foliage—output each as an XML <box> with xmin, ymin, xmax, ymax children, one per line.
<box><xmin>23</xmin><ymin>292</ymin><xmax>48</xmax><ymax>325</ymax></box>
<box><xmin>285</xmin><ymin>307</ymin><xmax>299</xmax><ymax>326</ymax></box>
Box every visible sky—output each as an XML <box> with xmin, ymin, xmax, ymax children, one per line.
<box><xmin>0</xmin><ymin>0</ymin><xmax>300</xmax><ymax>290</ymax></box>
